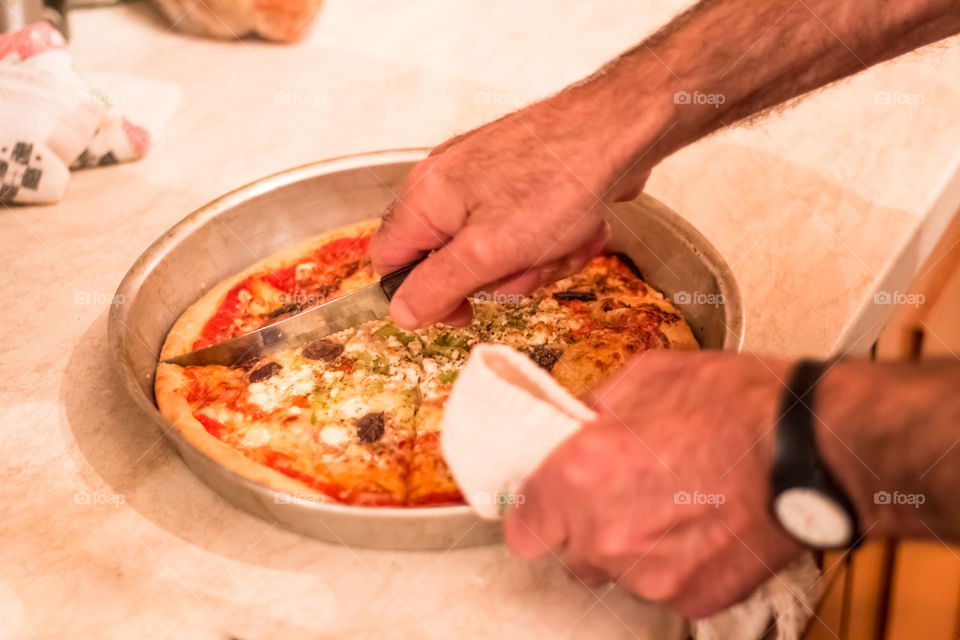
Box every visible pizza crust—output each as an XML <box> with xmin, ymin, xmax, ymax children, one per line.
<box><xmin>646</xmin><ymin>297</ymin><xmax>700</xmax><ymax>351</ymax></box>
<box><xmin>627</xmin><ymin>279</ymin><xmax>700</xmax><ymax>352</ymax></box>
<box><xmin>660</xmin><ymin>319</ymin><xmax>699</xmax><ymax>351</ymax></box>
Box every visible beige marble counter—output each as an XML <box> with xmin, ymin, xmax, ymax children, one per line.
<box><xmin>3</xmin><ymin>1</ymin><xmax>960</xmax><ymax>637</ymax></box>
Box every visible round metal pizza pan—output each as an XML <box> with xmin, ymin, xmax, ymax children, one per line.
<box><xmin>108</xmin><ymin>148</ymin><xmax>744</xmax><ymax>550</ymax></box>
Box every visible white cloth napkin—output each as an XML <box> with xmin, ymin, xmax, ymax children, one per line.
<box><xmin>0</xmin><ymin>23</ymin><xmax>179</xmax><ymax>204</ymax></box>
<box><xmin>441</xmin><ymin>344</ymin><xmax>823</xmax><ymax>639</ymax></box>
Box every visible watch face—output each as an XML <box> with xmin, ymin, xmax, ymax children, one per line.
<box><xmin>774</xmin><ymin>487</ymin><xmax>853</xmax><ymax>549</ymax></box>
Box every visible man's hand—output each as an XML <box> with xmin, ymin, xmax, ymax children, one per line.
<box><xmin>370</xmin><ymin>97</ymin><xmax>661</xmax><ymax>329</ymax></box>
<box><xmin>504</xmin><ymin>350</ymin><xmax>804</xmax><ymax>618</ymax></box>
<box><xmin>372</xmin><ymin>0</ymin><xmax>960</xmax><ymax>330</ymax></box>
<box><xmin>505</xmin><ymin>349</ymin><xmax>960</xmax><ymax>616</ymax></box>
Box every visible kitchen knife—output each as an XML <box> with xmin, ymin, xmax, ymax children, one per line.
<box><xmin>160</xmin><ymin>261</ymin><xmax>419</xmax><ymax>367</ymax></box>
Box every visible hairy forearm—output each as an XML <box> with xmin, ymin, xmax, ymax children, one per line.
<box><xmin>595</xmin><ymin>352</ymin><xmax>960</xmax><ymax>547</ymax></box>
<box><xmin>818</xmin><ymin>358</ymin><xmax>960</xmax><ymax>543</ymax></box>
<box><xmin>587</xmin><ymin>0</ymin><xmax>960</xmax><ymax>541</ymax></box>
<box><xmin>564</xmin><ymin>0</ymin><xmax>960</xmax><ymax>174</ymax></box>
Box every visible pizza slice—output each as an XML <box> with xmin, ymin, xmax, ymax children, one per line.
<box><xmin>181</xmin><ymin>220</ymin><xmax>379</xmax><ymax>353</ymax></box>
<box><xmin>471</xmin><ymin>289</ymin><xmax>569</xmax><ymax>377</ymax></box>
<box><xmin>293</xmin><ymin>321</ymin><xmax>420</xmax><ymax>505</ymax></box>
<box><xmin>159</xmin><ymin>319</ymin><xmax>420</xmax><ymax>506</ymax></box>
<box><xmin>156</xmin><ymin>221</ymin><xmax>421</xmax><ymax>506</ymax></box>
<box><xmin>406</xmin><ymin>324</ymin><xmax>479</xmax><ymax>505</ymax></box>
<box><xmin>542</xmin><ymin>254</ymin><xmax>699</xmax><ymax>395</ymax></box>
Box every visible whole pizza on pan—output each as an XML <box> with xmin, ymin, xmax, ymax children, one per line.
<box><xmin>155</xmin><ymin>219</ymin><xmax>698</xmax><ymax>507</ymax></box>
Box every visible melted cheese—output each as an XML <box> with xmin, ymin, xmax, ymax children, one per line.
<box><xmin>246</xmin><ymin>360</ymin><xmax>316</xmax><ymax>411</ymax></box>
<box><xmin>295</xmin><ymin>262</ymin><xmax>316</xmax><ymax>280</ymax></box>
<box><xmin>320</xmin><ymin>425</ymin><xmax>349</xmax><ymax>446</ymax></box>
<box><xmin>241</xmin><ymin>426</ymin><xmax>271</xmax><ymax>448</ymax></box>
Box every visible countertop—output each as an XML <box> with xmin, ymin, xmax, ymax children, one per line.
<box><xmin>3</xmin><ymin>1</ymin><xmax>960</xmax><ymax>637</ymax></box>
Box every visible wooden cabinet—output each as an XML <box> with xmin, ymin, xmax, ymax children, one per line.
<box><xmin>803</xmin><ymin>208</ymin><xmax>960</xmax><ymax>639</ymax></box>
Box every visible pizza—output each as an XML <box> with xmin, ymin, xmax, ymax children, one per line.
<box><xmin>155</xmin><ymin>219</ymin><xmax>698</xmax><ymax>507</ymax></box>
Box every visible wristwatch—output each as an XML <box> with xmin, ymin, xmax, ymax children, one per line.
<box><xmin>770</xmin><ymin>360</ymin><xmax>861</xmax><ymax>550</ymax></box>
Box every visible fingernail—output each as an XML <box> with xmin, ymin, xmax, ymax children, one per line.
<box><xmin>390</xmin><ymin>297</ymin><xmax>419</xmax><ymax>329</ymax></box>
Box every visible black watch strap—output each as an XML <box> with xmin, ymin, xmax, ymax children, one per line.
<box><xmin>771</xmin><ymin>359</ymin><xmax>863</xmax><ymax>550</ymax></box>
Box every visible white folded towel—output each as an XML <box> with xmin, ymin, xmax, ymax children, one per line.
<box><xmin>441</xmin><ymin>344</ymin><xmax>823</xmax><ymax>640</ymax></box>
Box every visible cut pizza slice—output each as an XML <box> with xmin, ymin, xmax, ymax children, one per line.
<box><xmin>541</xmin><ymin>254</ymin><xmax>699</xmax><ymax>395</ymax></box>
<box><xmin>545</xmin><ymin>254</ymin><xmax>699</xmax><ymax>350</ymax></box>
<box><xmin>173</xmin><ymin>221</ymin><xmax>380</xmax><ymax>354</ymax></box>
<box><xmin>158</xmin><ymin>318</ymin><xmax>421</xmax><ymax>506</ymax></box>
<box><xmin>471</xmin><ymin>290</ymin><xmax>570</xmax><ymax>377</ymax></box>
<box><xmin>406</xmin><ymin>324</ymin><xmax>479</xmax><ymax>506</ymax></box>
<box><xmin>294</xmin><ymin>321</ymin><xmax>421</xmax><ymax>505</ymax></box>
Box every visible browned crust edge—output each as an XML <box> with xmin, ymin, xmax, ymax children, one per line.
<box><xmin>642</xmin><ymin>291</ymin><xmax>701</xmax><ymax>351</ymax></box>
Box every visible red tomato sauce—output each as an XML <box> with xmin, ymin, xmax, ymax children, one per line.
<box><xmin>260</xmin><ymin>264</ymin><xmax>297</xmax><ymax>293</ymax></box>
<box><xmin>193</xmin><ymin>277</ymin><xmax>253</xmax><ymax>350</ymax></box>
<box><xmin>315</xmin><ymin>234</ymin><xmax>371</xmax><ymax>264</ymax></box>
<box><xmin>192</xmin><ymin>233</ymin><xmax>373</xmax><ymax>350</ymax></box>
<box><xmin>193</xmin><ymin>412</ymin><xmax>225</xmax><ymax>438</ymax></box>
<box><xmin>408</xmin><ymin>491</ymin><xmax>465</xmax><ymax>506</ymax></box>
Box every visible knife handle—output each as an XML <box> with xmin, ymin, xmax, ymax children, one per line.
<box><xmin>379</xmin><ymin>259</ymin><xmax>424</xmax><ymax>301</ymax></box>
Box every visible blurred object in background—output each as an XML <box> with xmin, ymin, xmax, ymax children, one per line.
<box><xmin>71</xmin><ymin>0</ymin><xmax>129</xmax><ymax>8</ymax></box>
<box><xmin>150</xmin><ymin>0</ymin><xmax>323</xmax><ymax>42</ymax></box>
<box><xmin>0</xmin><ymin>0</ymin><xmax>69</xmax><ymax>39</ymax></box>
<box><xmin>0</xmin><ymin>22</ymin><xmax>179</xmax><ymax>205</ymax></box>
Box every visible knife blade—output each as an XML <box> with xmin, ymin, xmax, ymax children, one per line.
<box><xmin>160</xmin><ymin>261</ymin><xmax>419</xmax><ymax>367</ymax></box>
